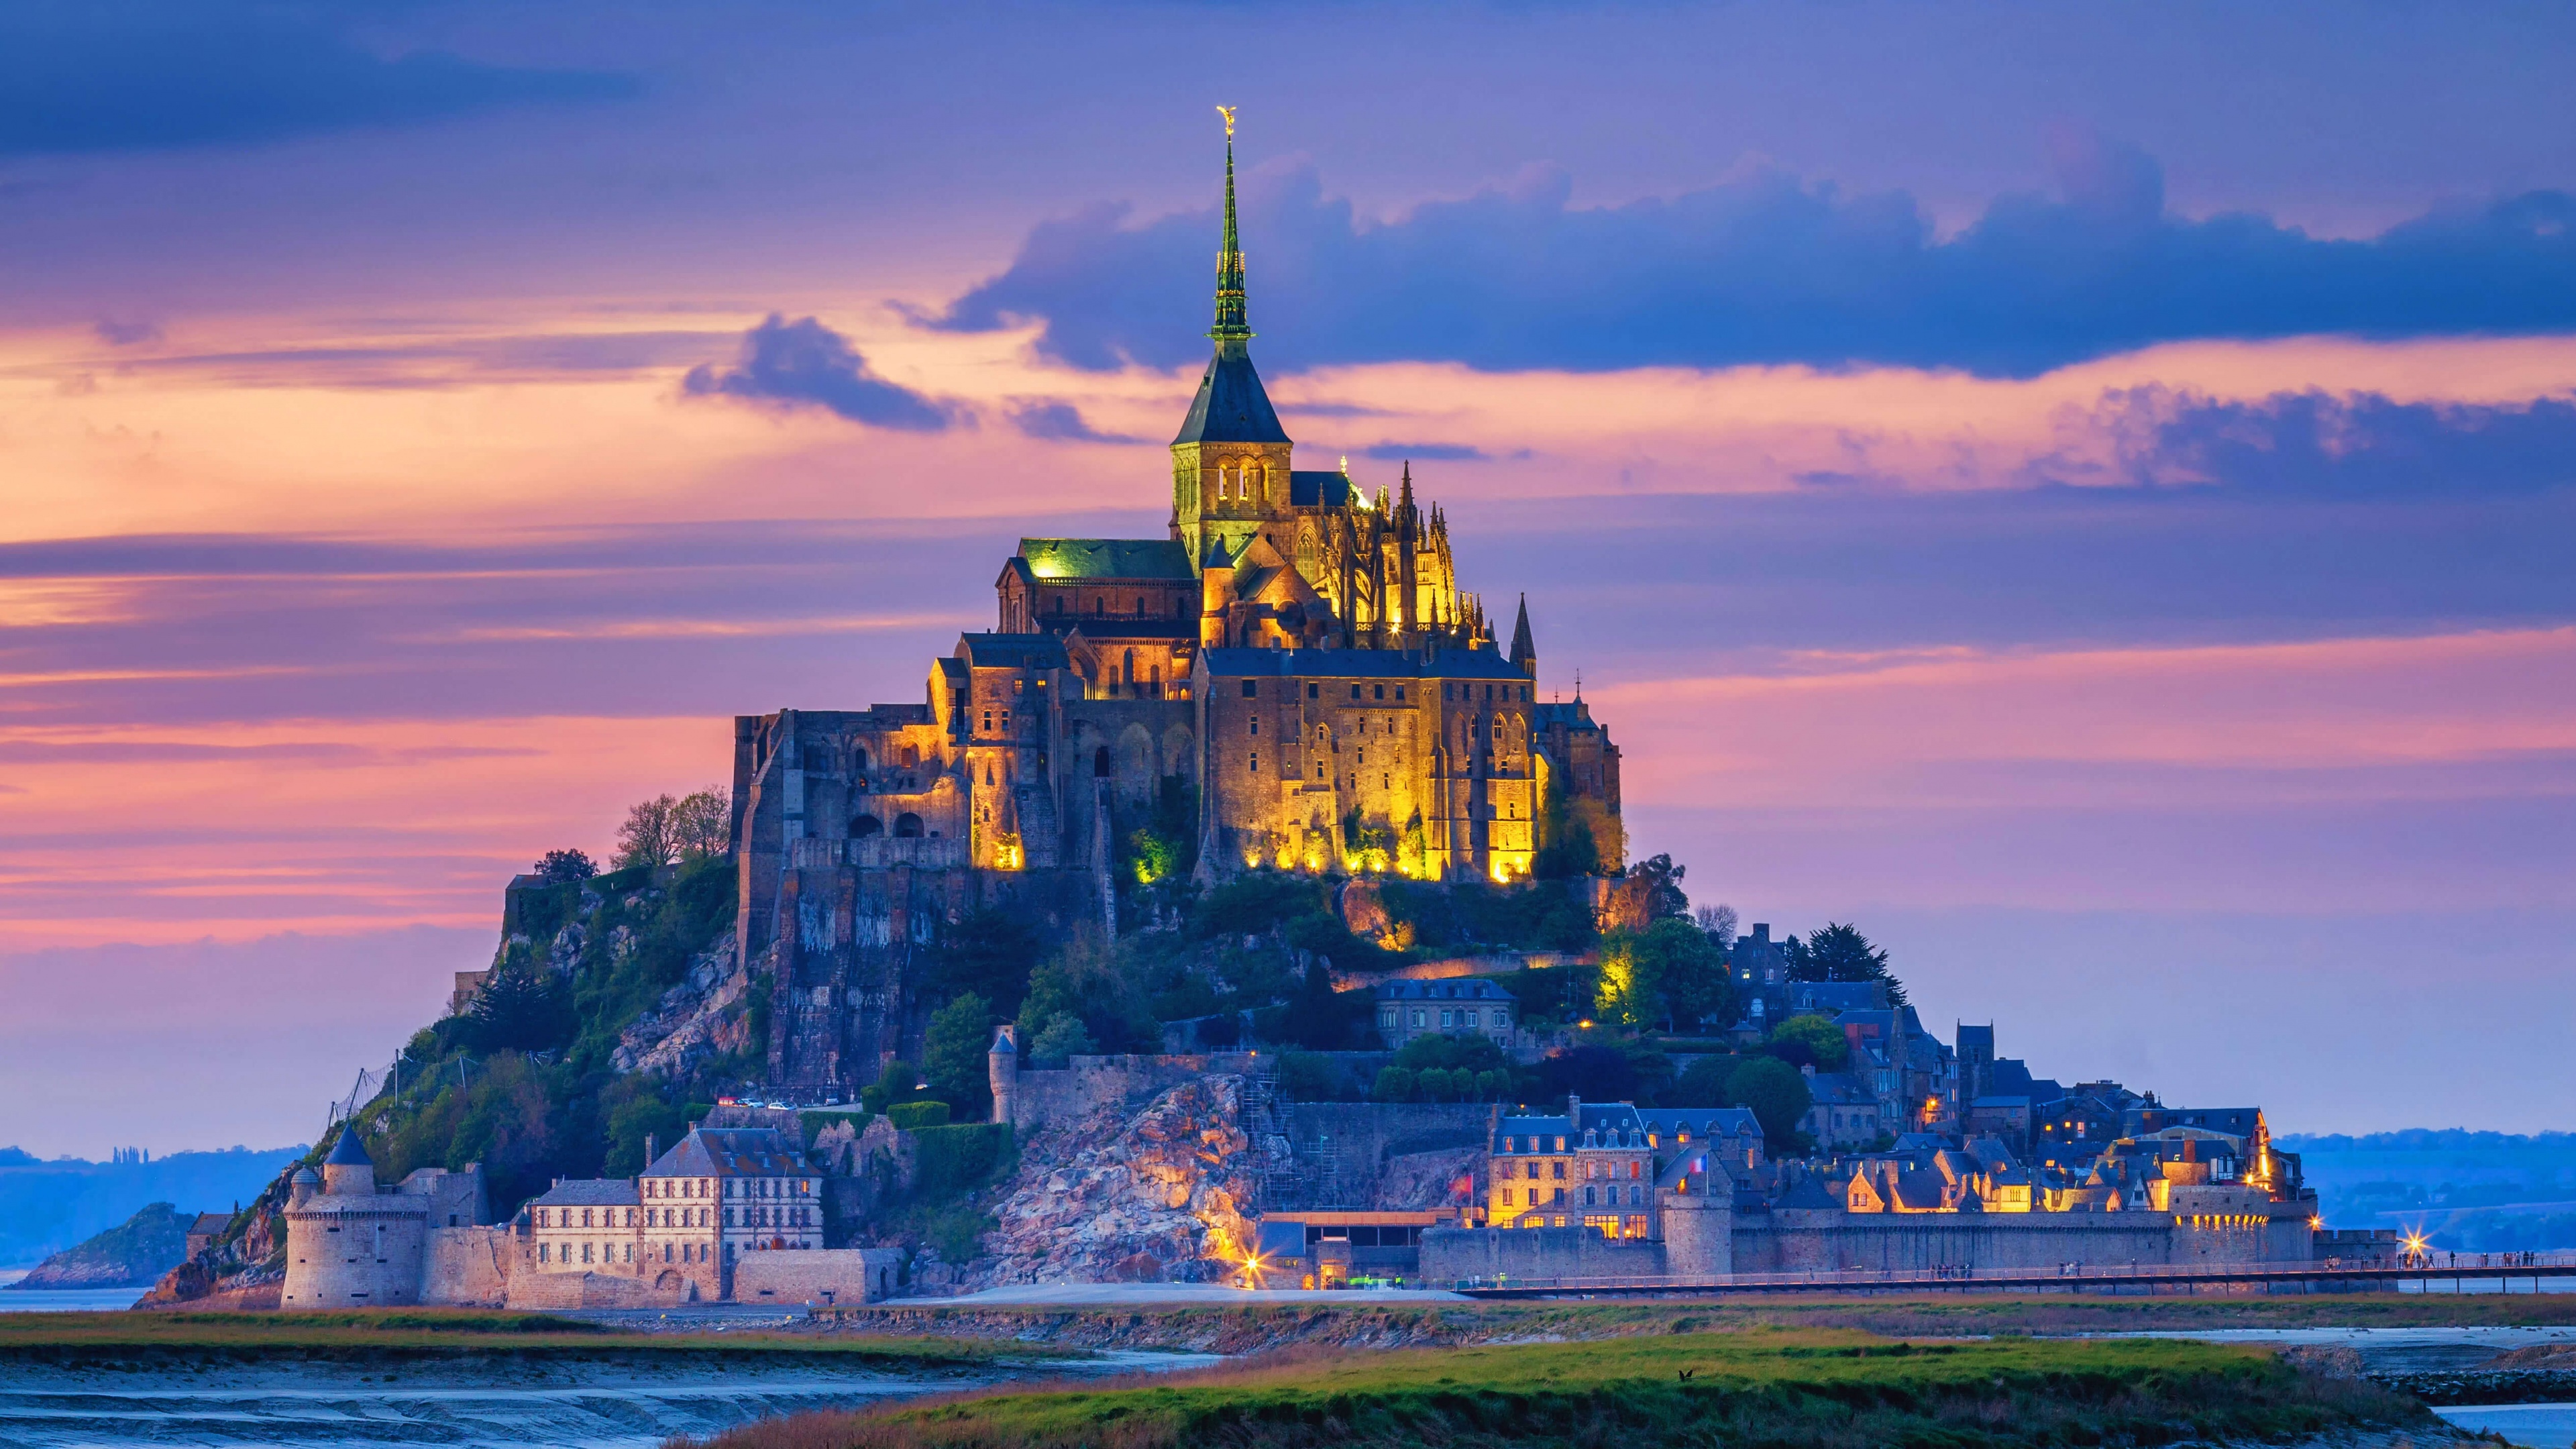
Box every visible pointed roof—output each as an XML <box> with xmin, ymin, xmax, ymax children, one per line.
<box><xmin>1173</xmin><ymin>112</ymin><xmax>1289</xmax><ymax>447</ymax></box>
<box><xmin>325</xmin><ymin>1125</ymin><xmax>374</xmax><ymax>1167</ymax></box>
<box><xmin>1508</xmin><ymin>594</ymin><xmax>1535</xmax><ymax>669</ymax></box>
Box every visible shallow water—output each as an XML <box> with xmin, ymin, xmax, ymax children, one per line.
<box><xmin>0</xmin><ymin>1287</ymin><xmax>145</xmax><ymax>1315</ymax></box>
<box><xmin>2434</xmin><ymin>1402</ymin><xmax>2576</xmax><ymax>1447</ymax></box>
<box><xmin>2108</xmin><ymin>1324</ymin><xmax>2576</xmax><ymax>1373</ymax></box>
<box><xmin>0</xmin><ymin>1349</ymin><xmax>1214</xmax><ymax>1448</ymax></box>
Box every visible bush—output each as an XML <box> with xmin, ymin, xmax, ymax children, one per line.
<box><xmin>887</xmin><ymin>1100</ymin><xmax>953</xmax><ymax>1130</ymax></box>
<box><xmin>1275</xmin><ymin>1051</ymin><xmax>1346</xmax><ymax>1102</ymax></box>
<box><xmin>1393</xmin><ymin>1031</ymin><xmax>1506</xmax><ymax>1075</ymax></box>
<box><xmin>1372</xmin><ymin>1067</ymin><xmax>1419</xmax><ymax>1103</ymax></box>
<box><xmin>910</xmin><ymin>1123</ymin><xmax>1010</xmax><ymax>1196</ymax></box>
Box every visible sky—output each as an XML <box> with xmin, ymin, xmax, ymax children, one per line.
<box><xmin>3</xmin><ymin>0</ymin><xmax>2573</xmax><ymax>1158</ymax></box>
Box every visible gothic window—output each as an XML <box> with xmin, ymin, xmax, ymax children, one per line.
<box><xmin>853</xmin><ymin>747</ymin><xmax>869</xmax><ymax>773</ymax></box>
<box><xmin>1122</xmin><ymin>649</ymin><xmax>1135</xmax><ymax>685</ymax></box>
<box><xmin>1093</xmin><ymin>597</ymin><xmax>1105</xmax><ymax>615</ymax></box>
<box><xmin>895</xmin><ymin>813</ymin><xmax>924</xmax><ymax>838</ymax></box>
<box><xmin>1093</xmin><ymin>747</ymin><xmax>1112</xmax><ymax>777</ymax></box>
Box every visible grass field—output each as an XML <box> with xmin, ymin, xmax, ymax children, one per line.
<box><xmin>0</xmin><ymin>1308</ymin><xmax>1071</xmax><ymax>1365</ymax></box>
<box><xmin>678</xmin><ymin>1330</ymin><xmax>2436</xmax><ymax>1449</ymax></box>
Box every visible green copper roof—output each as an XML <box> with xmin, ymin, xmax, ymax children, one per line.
<box><xmin>1018</xmin><ymin>538</ymin><xmax>1194</xmax><ymax>580</ymax></box>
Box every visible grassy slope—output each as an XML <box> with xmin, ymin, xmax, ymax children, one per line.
<box><xmin>0</xmin><ymin>1309</ymin><xmax>1076</xmax><ymax>1365</ymax></box>
<box><xmin>685</xmin><ymin>1330</ymin><xmax>2434</xmax><ymax>1449</ymax></box>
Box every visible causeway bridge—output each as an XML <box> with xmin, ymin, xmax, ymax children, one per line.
<box><xmin>1452</xmin><ymin>1251</ymin><xmax>2576</xmax><ymax>1299</ymax></box>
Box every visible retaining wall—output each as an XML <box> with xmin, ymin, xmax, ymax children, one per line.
<box><xmin>730</xmin><ymin>1248</ymin><xmax>905</xmax><ymax>1305</ymax></box>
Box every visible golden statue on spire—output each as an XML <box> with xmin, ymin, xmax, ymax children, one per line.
<box><xmin>1216</xmin><ymin>105</ymin><xmax>1237</xmax><ymax>138</ymax></box>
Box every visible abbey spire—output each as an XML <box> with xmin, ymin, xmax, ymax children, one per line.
<box><xmin>1210</xmin><ymin>106</ymin><xmax>1252</xmax><ymax>349</ymax></box>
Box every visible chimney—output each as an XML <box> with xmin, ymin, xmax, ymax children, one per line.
<box><xmin>1567</xmin><ymin>1092</ymin><xmax>1581</xmax><ymax>1129</ymax></box>
<box><xmin>645</xmin><ymin>1134</ymin><xmax>659</xmax><ymax>1169</ymax></box>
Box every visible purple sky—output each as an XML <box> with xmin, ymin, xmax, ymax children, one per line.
<box><xmin>3</xmin><ymin>1</ymin><xmax>2573</xmax><ymax>1157</ymax></box>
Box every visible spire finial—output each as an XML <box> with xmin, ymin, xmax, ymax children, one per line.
<box><xmin>1210</xmin><ymin>108</ymin><xmax>1252</xmax><ymax>347</ymax></box>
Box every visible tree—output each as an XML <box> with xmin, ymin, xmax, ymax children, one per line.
<box><xmin>1016</xmin><ymin>930</ymin><xmax>1157</xmax><ymax>1055</ymax></box>
<box><xmin>532</xmin><ymin>849</ymin><xmax>597</xmax><ymax>885</ymax></box>
<box><xmin>1791</xmin><ymin>922</ymin><xmax>1907</xmax><ymax>1005</ymax></box>
<box><xmin>1767</xmin><ymin>1013</ymin><xmax>1849</xmax><ymax>1071</ymax></box>
<box><xmin>922</xmin><ymin>992</ymin><xmax>995</xmax><ymax>1117</ymax></box>
<box><xmin>1393</xmin><ymin>1031</ymin><xmax>1507</xmax><ymax>1076</ymax></box>
<box><xmin>614</xmin><ymin>794</ymin><xmax>680</xmax><ymax>870</ymax></box>
<box><xmin>674</xmin><ymin>787</ymin><xmax>731</xmax><ymax>862</ymax></box>
<box><xmin>1371</xmin><ymin>1067</ymin><xmax>1419</xmax><ymax>1103</ymax></box>
<box><xmin>1597</xmin><ymin>917</ymin><xmax>1734</xmax><ymax>1034</ymax></box>
<box><xmin>464</xmin><ymin>955</ymin><xmax>575</xmax><ymax>1053</ymax></box>
<box><xmin>1666</xmin><ymin>1054</ymin><xmax>1739</xmax><ymax>1107</ymax></box>
<box><xmin>1694</xmin><ymin>903</ymin><xmax>1738</xmax><ymax>952</ymax></box>
<box><xmin>937</xmin><ymin>908</ymin><xmax>1043</xmax><ymax>1018</ymax></box>
<box><xmin>1027</xmin><ymin>1014</ymin><xmax>1095</xmax><ymax>1066</ymax></box>
<box><xmin>861</xmin><ymin>1058</ymin><xmax>924</xmax><ymax>1115</ymax></box>
<box><xmin>1600</xmin><ymin>853</ymin><xmax>1688</xmax><ymax>932</ymax></box>
<box><xmin>1728</xmin><ymin>1055</ymin><xmax>1814</xmax><ymax>1147</ymax></box>
<box><xmin>1283</xmin><ymin>959</ymin><xmax>1356</xmax><ymax>1051</ymax></box>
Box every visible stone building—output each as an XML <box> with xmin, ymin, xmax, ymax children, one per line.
<box><xmin>729</xmin><ymin>125</ymin><xmax>1623</xmax><ymax>1098</ymax></box>
<box><xmin>521</xmin><ymin>1126</ymin><xmax>827</xmax><ymax>1302</ymax></box>
<box><xmin>1373</xmin><ymin>978</ymin><xmax>1519</xmax><ymax>1052</ymax></box>
<box><xmin>280</xmin><ymin>1128</ymin><xmax>490</xmax><ymax>1309</ymax></box>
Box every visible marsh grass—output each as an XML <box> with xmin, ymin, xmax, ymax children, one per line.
<box><xmin>677</xmin><ymin>1330</ymin><xmax>2438</xmax><ymax>1449</ymax></box>
<box><xmin>0</xmin><ymin>1309</ymin><xmax>1071</xmax><ymax>1365</ymax></box>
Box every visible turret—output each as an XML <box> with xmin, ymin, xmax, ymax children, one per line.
<box><xmin>288</xmin><ymin>1165</ymin><xmax>320</xmax><ymax>1208</ymax></box>
<box><xmin>321</xmin><ymin>1124</ymin><xmax>376</xmax><ymax>1197</ymax></box>
<box><xmin>988</xmin><ymin>1023</ymin><xmax>1019</xmax><ymax>1126</ymax></box>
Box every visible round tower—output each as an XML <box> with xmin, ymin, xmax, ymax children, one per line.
<box><xmin>321</xmin><ymin>1124</ymin><xmax>377</xmax><ymax>1197</ymax></box>
<box><xmin>288</xmin><ymin>1165</ymin><xmax>320</xmax><ymax>1208</ymax></box>
<box><xmin>1659</xmin><ymin>1157</ymin><xmax>1734</xmax><ymax>1280</ymax></box>
<box><xmin>987</xmin><ymin>1023</ymin><xmax>1018</xmax><ymax>1126</ymax></box>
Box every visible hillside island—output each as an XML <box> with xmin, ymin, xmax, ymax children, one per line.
<box><xmin>150</xmin><ymin>130</ymin><xmax>2381</xmax><ymax>1318</ymax></box>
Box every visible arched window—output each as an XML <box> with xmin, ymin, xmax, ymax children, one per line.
<box><xmin>1122</xmin><ymin>649</ymin><xmax>1135</xmax><ymax>685</ymax></box>
<box><xmin>894</xmin><ymin>813</ymin><xmax>924</xmax><ymax>838</ymax></box>
<box><xmin>1246</xmin><ymin>462</ymin><xmax>1265</xmax><ymax>502</ymax></box>
<box><xmin>1094</xmin><ymin>747</ymin><xmax>1112</xmax><ymax>778</ymax></box>
<box><xmin>851</xmin><ymin>814</ymin><xmax>883</xmax><ymax>839</ymax></box>
<box><xmin>1093</xmin><ymin>597</ymin><xmax>1105</xmax><ymax>615</ymax></box>
<box><xmin>853</xmin><ymin>747</ymin><xmax>869</xmax><ymax>775</ymax></box>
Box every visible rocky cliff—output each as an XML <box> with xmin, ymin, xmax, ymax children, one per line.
<box><xmin>962</xmin><ymin>1076</ymin><xmax>1267</xmax><ymax>1289</ymax></box>
<box><xmin>9</xmin><ymin>1201</ymin><xmax>191</xmax><ymax>1289</ymax></box>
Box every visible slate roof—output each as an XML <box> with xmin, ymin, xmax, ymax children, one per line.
<box><xmin>1633</xmin><ymin>1108</ymin><xmax>1764</xmax><ymax>1144</ymax></box>
<box><xmin>1172</xmin><ymin>349</ymin><xmax>1291</xmax><ymax>445</ymax></box>
<box><xmin>1375</xmin><ymin>978</ymin><xmax>1515</xmax><ymax>1003</ymax></box>
<box><xmin>643</xmin><ymin>1127</ymin><xmax>815</xmax><ymax>1179</ymax></box>
<box><xmin>325</xmin><ymin>1127</ymin><xmax>374</xmax><ymax>1167</ymax></box>
<box><xmin>531</xmin><ymin>1178</ymin><xmax>641</xmax><ymax>1208</ymax></box>
<box><xmin>1199</xmin><ymin>645</ymin><xmax>1527</xmax><ymax>682</ymax></box>
<box><xmin>1288</xmin><ymin>470</ymin><xmax>1352</xmax><ymax>507</ymax></box>
<box><xmin>955</xmin><ymin>633</ymin><xmax>1071</xmax><ymax>670</ymax></box>
<box><xmin>1018</xmin><ymin>538</ymin><xmax>1195</xmax><ymax>581</ymax></box>
<box><xmin>1494</xmin><ymin>1102</ymin><xmax>1656</xmax><ymax>1151</ymax></box>
<box><xmin>189</xmin><ymin>1212</ymin><xmax>231</xmax><ymax>1235</ymax></box>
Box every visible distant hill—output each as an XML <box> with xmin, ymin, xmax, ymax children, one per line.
<box><xmin>0</xmin><ymin>1146</ymin><xmax>305</xmax><ymax>1269</ymax></box>
<box><xmin>2279</xmin><ymin>1130</ymin><xmax>2576</xmax><ymax>1252</ymax></box>
<box><xmin>7</xmin><ymin>1202</ymin><xmax>191</xmax><ymax>1289</ymax></box>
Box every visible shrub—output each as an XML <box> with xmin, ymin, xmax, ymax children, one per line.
<box><xmin>887</xmin><ymin>1100</ymin><xmax>953</xmax><ymax>1130</ymax></box>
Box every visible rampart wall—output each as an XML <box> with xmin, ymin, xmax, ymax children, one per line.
<box><xmin>1006</xmin><ymin>1053</ymin><xmax>1257</xmax><ymax>1132</ymax></box>
<box><xmin>1420</xmin><ymin>1225</ymin><xmax>1664</xmax><ymax>1282</ymax></box>
<box><xmin>420</xmin><ymin>1226</ymin><xmax>517</xmax><ymax>1307</ymax></box>
<box><xmin>730</xmin><ymin>1248</ymin><xmax>904</xmax><ymax>1305</ymax></box>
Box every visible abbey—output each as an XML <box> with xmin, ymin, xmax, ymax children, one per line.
<box><xmin>729</xmin><ymin>128</ymin><xmax>1623</xmax><ymax>1095</ymax></box>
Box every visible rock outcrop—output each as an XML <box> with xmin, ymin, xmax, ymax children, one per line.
<box><xmin>612</xmin><ymin>928</ymin><xmax>753</xmax><ymax>1075</ymax></box>
<box><xmin>965</xmin><ymin>1076</ymin><xmax>1265</xmax><ymax>1289</ymax></box>
<box><xmin>9</xmin><ymin>1202</ymin><xmax>191</xmax><ymax>1289</ymax></box>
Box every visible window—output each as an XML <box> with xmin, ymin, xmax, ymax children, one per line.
<box><xmin>1249</xmin><ymin>715</ymin><xmax>1258</xmax><ymax>735</ymax></box>
<box><xmin>1248</xmin><ymin>753</ymin><xmax>1259</xmax><ymax>773</ymax></box>
<box><xmin>1241</xmin><ymin>680</ymin><xmax>1257</xmax><ymax>698</ymax></box>
<box><xmin>1307</xmin><ymin>682</ymin><xmax>1319</xmax><ymax>700</ymax></box>
<box><xmin>1395</xmin><ymin>686</ymin><xmax>1405</xmax><ymax>701</ymax></box>
<box><xmin>1551</xmin><ymin>1159</ymin><xmax>1566</xmax><ymax>1178</ymax></box>
<box><xmin>1350</xmin><ymin>684</ymin><xmax>1362</xmax><ymax>700</ymax></box>
<box><xmin>582</xmin><ymin>1242</ymin><xmax>594</xmax><ymax>1263</ymax></box>
<box><xmin>539</xmin><ymin>1242</ymin><xmax>550</xmax><ymax>1262</ymax></box>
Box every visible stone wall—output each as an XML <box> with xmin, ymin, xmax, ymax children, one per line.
<box><xmin>1277</xmin><ymin>1102</ymin><xmax>1494</xmax><ymax>1207</ymax></box>
<box><xmin>1004</xmin><ymin>1053</ymin><xmax>1258</xmax><ymax>1134</ymax></box>
<box><xmin>730</xmin><ymin>1248</ymin><xmax>904</xmax><ymax>1305</ymax></box>
<box><xmin>503</xmin><ymin>1269</ymin><xmax>691</xmax><ymax>1310</ymax></box>
<box><xmin>1420</xmin><ymin>1225</ymin><xmax>1664</xmax><ymax>1283</ymax></box>
<box><xmin>420</xmin><ymin>1226</ymin><xmax>517</xmax><ymax>1307</ymax></box>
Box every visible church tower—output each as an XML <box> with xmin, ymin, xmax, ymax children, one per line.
<box><xmin>1171</xmin><ymin>110</ymin><xmax>1293</xmax><ymax>564</ymax></box>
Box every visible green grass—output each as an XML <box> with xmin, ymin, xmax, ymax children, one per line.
<box><xmin>0</xmin><ymin>1309</ymin><xmax>1076</xmax><ymax>1366</ymax></box>
<box><xmin>678</xmin><ymin>1329</ymin><xmax>2434</xmax><ymax>1449</ymax></box>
